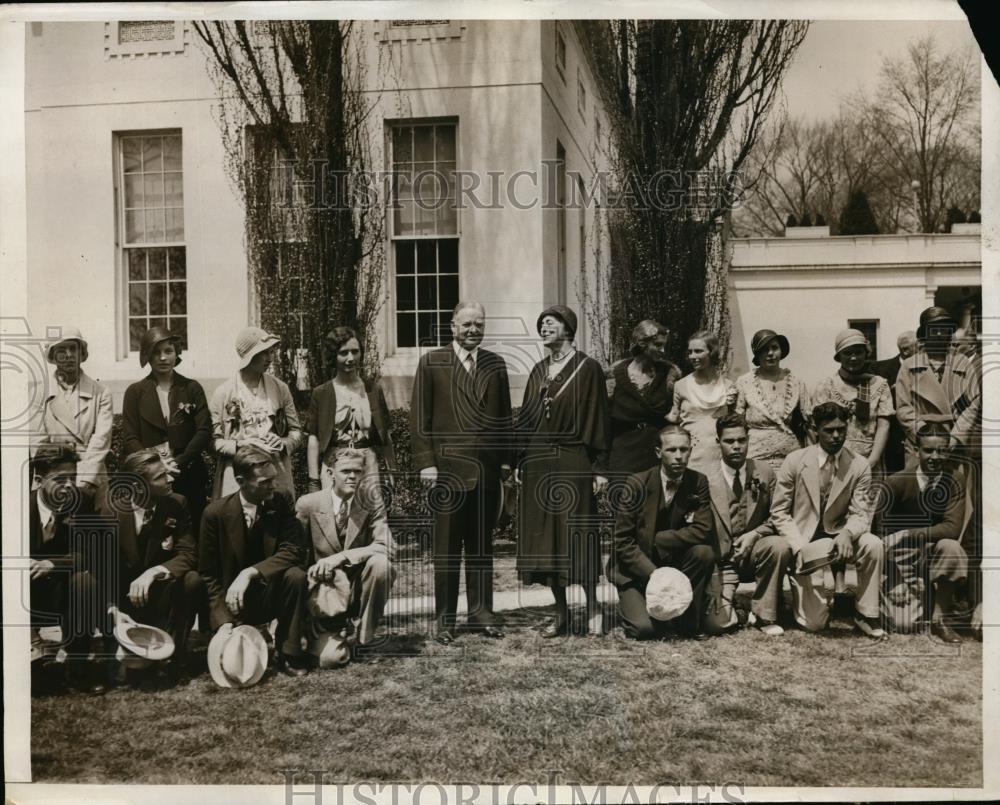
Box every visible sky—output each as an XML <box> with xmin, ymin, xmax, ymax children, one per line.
<box><xmin>780</xmin><ymin>20</ymin><xmax>981</xmax><ymax>123</ymax></box>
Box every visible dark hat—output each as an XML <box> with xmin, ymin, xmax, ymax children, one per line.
<box><xmin>750</xmin><ymin>329</ymin><xmax>790</xmax><ymax>366</ymax></box>
<box><xmin>139</xmin><ymin>326</ymin><xmax>182</xmax><ymax>368</ymax></box>
<box><xmin>536</xmin><ymin>305</ymin><xmax>578</xmax><ymax>340</ymax></box>
<box><xmin>917</xmin><ymin>306</ymin><xmax>957</xmax><ymax>340</ymax></box>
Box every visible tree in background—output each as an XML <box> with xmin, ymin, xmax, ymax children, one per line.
<box><xmin>733</xmin><ymin>34</ymin><xmax>979</xmax><ymax>237</ymax></box>
<box><xmin>192</xmin><ymin>21</ymin><xmax>387</xmax><ymax>385</ymax></box>
<box><xmin>838</xmin><ymin>190</ymin><xmax>880</xmax><ymax>235</ymax></box>
<box><xmin>581</xmin><ymin>20</ymin><xmax>808</xmax><ymax>364</ymax></box>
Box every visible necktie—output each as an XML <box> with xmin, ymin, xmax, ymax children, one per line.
<box><xmin>42</xmin><ymin>514</ymin><xmax>56</xmax><ymax>544</ymax></box>
<box><xmin>140</xmin><ymin>507</ymin><xmax>155</xmax><ymax>532</ymax></box>
<box><xmin>466</xmin><ymin>353</ymin><xmax>476</xmax><ymax>378</ymax></box>
<box><xmin>819</xmin><ymin>457</ymin><xmax>834</xmax><ymax>513</ymax></box>
<box><xmin>732</xmin><ymin>470</ymin><xmax>743</xmax><ymax>499</ymax></box>
<box><xmin>245</xmin><ymin>508</ymin><xmax>257</xmax><ymax>530</ymax></box>
<box><xmin>336</xmin><ymin>500</ymin><xmax>350</xmax><ymax>536</ymax></box>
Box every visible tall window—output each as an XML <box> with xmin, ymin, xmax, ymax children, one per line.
<box><xmin>556</xmin><ymin>142</ymin><xmax>567</xmax><ymax>305</ymax></box>
<box><xmin>555</xmin><ymin>28</ymin><xmax>567</xmax><ymax>81</ymax></box>
<box><xmin>848</xmin><ymin>319</ymin><xmax>879</xmax><ymax>358</ymax></box>
<box><xmin>390</xmin><ymin>122</ymin><xmax>459</xmax><ymax>348</ymax></box>
<box><xmin>116</xmin><ymin>131</ymin><xmax>186</xmax><ymax>351</ymax></box>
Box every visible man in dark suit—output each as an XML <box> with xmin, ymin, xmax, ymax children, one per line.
<box><xmin>606</xmin><ymin>424</ymin><xmax>716</xmax><ymax>640</ymax></box>
<box><xmin>29</xmin><ymin>445</ymin><xmax>106</xmax><ymax>693</ymax></box>
<box><xmin>296</xmin><ymin>447</ymin><xmax>396</xmax><ymax>656</ymax></box>
<box><xmin>199</xmin><ymin>445</ymin><xmax>311</xmax><ymax>676</ymax></box>
<box><xmin>703</xmin><ymin>414</ymin><xmax>791</xmax><ymax>636</ymax></box>
<box><xmin>876</xmin><ymin>422</ymin><xmax>968</xmax><ymax>642</ymax></box>
<box><xmin>409</xmin><ymin>301</ymin><xmax>513</xmax><ymax>644</ymax></box>
<box><xmin>870</xmin><ymin>329</ymin><xmax>917</xmax><ymax>473</ymax></box>
<box><xmin>107</xmin><ymin>450</ymin><xmax>204</xmax><ymax>675</ymax></box>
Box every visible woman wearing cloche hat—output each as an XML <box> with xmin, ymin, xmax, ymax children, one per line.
<box><xmin>807</xmin><ymin>328</ymin><xmax>894</xmax><ymax>470</ymax></box>
<box><xmin>208</xmin><ymin>327</ymin><xmax>303</xmax><ymax>499</ymax></box>
<box><xmin>121</xmin><ymin>326</ymin><xmax>212</xmax><ymax>530</ymax></box>
<box><xmin>733</xmin><ymin>329</ymin><xmax>809</xmax><ymax>469</ymax></box>
<box><xmin>36</xmin><ymin>326</ymin><xmax>114</xmax><ymax>503</ymax></box>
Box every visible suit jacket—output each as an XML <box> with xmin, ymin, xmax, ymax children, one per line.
<box><xmin>769</xmin><ymin>445</ymin><xmax>873</xmax><ymax>553</ymax></box>
<box><xmin>104</xmin><ymin>492</ymin><xmax>198</xmax><ymax>598</ymax></box>
<box><xmin>871</xmin><ymin>355</ymin><xmax>902</xmax><ymax>390</ymax></box>
<box><xmin>306</xmin><ymin>378</ymin><xmax>397</xmax><ymax>469</ymax></box>
<box><xmin>198</xmin><ymin>492</ymin><xmax>307</xmax><ymax>628</ymax></box>
<box><xmin>895</xmin><ymin>352</ymin><xmax>980</xmax><ymax>447</ymax></box>
<box><xmin>409</xmin><ymin>345</ymin><xmax>514</xmax><ymax>489</ymax></box>
<box><xmin>295</xmin><ymin>489</ymin><xmax>396</xmax><ymax>566</ymax></box>
<box><xmin>606</xmin><ymin>467</ymin><xmax>714</xmax><ymax>586</ymax></box>
<box><xmin>29</xmin><ymin>490</ymin><xmax>93</xmax><ymax>570</ymax></box>
<box><xmin>34</xmin><ymin>371</ymin><xmax>113</xmax><ymax>487</ymax></box>
<box><xmin>705</xmin><ymin>459</ymin><xmax>776</xmax><ymax>561</ymax></box>
<box><xmin>876</xmin><ymin>466</ymin><xmax>966</xmax><ymax>546</ymax></box>
<box><xmin>121</xmin><ymin>372</ymin><xmax>212</xmax><ymax>468</ymax></box>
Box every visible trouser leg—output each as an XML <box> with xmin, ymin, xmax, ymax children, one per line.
<box><xmin>354</xmin><ymin>555</ymin><xmax>395</xmax><ymax>645</ymax></box>
<box><xmin>433</xmin><ymin>495</ymin><xmax>463</xmax><ymax>630</ymax></box>
<box><xmin>464</xmin><ymin>481</ymin><xmax>498</xmax><ymax>627</ymax></box>
<box><xmin>750</xmin><ymin>536</ymin><xmax>793</xmax><ymax>622</ymax></box>
<box><xmin>616</xmin><ymin>582</ymin><xmax>664</xmax><ymax>640</ymax></box>
<box><xmin>854</xmin><ymin>532</ymin><xmax>884</xmax><ymax>619</ymax></box>
<box><xmin>676</xmin><ymin>544</ymin><xmax>716</xmax><ymax>634</ymax></box>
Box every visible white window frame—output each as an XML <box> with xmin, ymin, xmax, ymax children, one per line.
<box><xmin>386</xmin><ymin>118</ymin><xmax>461</xmax><ymax>353</ymax></box>
<box><xmin>113</xmin><ymin>129</ymin><xmax>187</xmax><ymax>358</ymax></box>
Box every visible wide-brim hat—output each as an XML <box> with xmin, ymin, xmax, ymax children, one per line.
<box><xmin>750</xmin><ymin>329</ymin><xmax>790</xmax><ymax>365</ymax></box>
<box><xmin>306</xmin><ymin>570</ymin><xmax>352</xmax><ymax>620</ymax></box>
<box><xmin>797</xmin><ymin>537</ymin><xmax>837</xmax><ymax>575</ymax></box>
<box><xmin>235</xmin><ymin>326</ymin><xmax>281</xmax><ymax>370</ymax></box>
<box><xmin>833</xmin><ymin>328</ymin><xmax>870</xmax><ymax>359</ymax></box>
<box><xmin>645</xmin><ymin>566</ymin><xmax>693</xmax><ymax>621</ymax></box>
<box><xmin>536</xmin><ymin>305</ymin><xmax>578</xmax><ymax>340</ymax></box>
<box><xmin>110</xmin><ymin>606</ymin><xmax>175</xmax><ymax>666</ymax></box>
<box><xmin>310</xmin><ymin>631</ymin><xmax>351</xmax><ymax>669</ymax></box>
<box><xmin>208</xmin><ymin>624</ymin><xmax>269</xmax><ymax>688</ymax></box>
<box><xmin>139</xmin><ymin>326</ymin><xmax>182</xmax><ymax>368</ymax></box>
<box><xmin>917</xmin><ymin>306</ymin><xmax>957</xmax><ymax>340</ymax></box>
<box><xmin>45</xmin><ymin>326</ymin><xmax>89</xmax><ymax>364</ymax></box>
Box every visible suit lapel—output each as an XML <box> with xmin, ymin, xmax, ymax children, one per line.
<box><xmin>642</xmin><ymin>469</ymin><xmax>662</xmax><ymax>551</ymax></box>
<box><xmin>449</xmin><ymin>347</ymin><xmax>479</xmax><ymax>411</ymax></box>
<box><xmin>46</xmin><ymin>392</ymin><xmax>83</xmax><ymax>436</ymax></box>
<box><xmin>745</xmin><ymin>460</ymin><xmax>767</xmax><ymax>525</ymax></box>
<box><xmin>315</xmin><ymin>493</ymin><xmax>343</xmax><ymax>556</ymax></box>
<box><xmin>343</xmin><ymin>503</ymin><xmax>370</xmax><ymax>551</ymax></box>
<box><xmin>139</xmin><ymin>377</ymin><xmax>168</xmax><ymax>431</ymax></box>
<box><xmin>120</xmin><ymin>509</ymin><xmax>141</xmax><ymax>570</ymax></box>
<box><xmin>826</xmin><ymin>450</ymin><xmax>852</xmax><ymax>513</ymax></box>
<box><xmin>802</xmin><ymin>447</ymin><xmax>822</xmax><ymax>516</ymax></box>
<box><xmin>224</xmin><ymin>494</ymin><xmax>246</xmax><ymax>567</ymax></box>
<box><xmin>707</xmin><ymin>467</ymin><xmax>733</xmax><ymax>537</ymax></box>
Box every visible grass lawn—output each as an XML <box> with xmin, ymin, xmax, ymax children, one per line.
<box><xmin>31</xmin><ymin>610</ymin><xmax>981</xmax><ymax>788</ymax></box>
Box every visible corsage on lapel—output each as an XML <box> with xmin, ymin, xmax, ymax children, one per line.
<box><xmin>683</xmin><ymin>510</ymin><xmax>696</xmax><ymax>524</ymax></box>
<box><xmin>161</xmin><ymin>516</ymin><xmax>178</xmax><ymax>552</ymax></box>
<box><xmin>225</xmin><ymin>398</ymin><xmax>242</xmax><ymax>432</ymax></box>
<box><xmin>747</xmin><ymin>475</ymin><xmax>764</xmax><ymax>500</ymax></box>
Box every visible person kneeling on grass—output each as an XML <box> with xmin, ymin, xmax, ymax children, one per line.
<box><xmin>296</xmin><ymin>448</ymin><xmax>396</xmax><ymax>665</ymax></box>
<box><xmin>876</xmin><ymin>422</ymin><xmax>969</xmax><ymax>643</ymax></box>
<box><xmin>105</xmin><ymin>449</ymin><xmax>205</xmax><ymax>684</ymax></box>
<box><xmin>769</xmin><ymin>402</ymin><xmax>886</xmax><ymax>639</ymax></box>
<box><xmin>606</xmin><ymin>424</ymin><xmax>716</xmax><ymax>641</ymax></box>
<box><xmin>703</xmin><ymin>414</ymin><xmax>791</xmax><ymax>636</ymax></box>
<box><xmin>199</xmin><ymin>445</ymin><xmax>311</xmax><ymax>677</ymax></box>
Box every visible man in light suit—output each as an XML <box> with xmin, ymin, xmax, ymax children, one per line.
<box><xmin>703</xmin><ymin>414</ymin><xmax>791</xmax><ymax>636</ymax></box>
<box><xmin>607</xmin><ymin>424</ymin><xmax>716</xmax><ymax>640</ymax></box>
<box><xmin>296</xmin><ymin>448</ymin><xmax>396</xmax><ymax>655</ymax></box>
<box><xmin>33</xmin><ymin>327</ymin><xmax>114</xmax><ymax>503</ymax></box>
<box><xmin>770</xmin><ymin>402</ymin><xmax>886</xmax><ymax>638</ymax></box>
<box><xmin>409</xmin><ymin>301</ymin><xmax>514</xmax><ymax>644</ymax></box>
<box><xmin>199</xmin><ymin>445</ymin><xmax>311</xmax><ymax>676</ymax></box>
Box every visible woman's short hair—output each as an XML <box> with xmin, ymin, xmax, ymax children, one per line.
<box><xmin>629</xmin><ymin>319</ymin><xmax>669</xmax><ymax>357</ymax></box>
<box><xmin>811</xmin><ymin>401</ymin><xmax>850</xmax><ymax>428</ymax></box>
<box><xmin>687</xmin><ymin>330</ymin><xmax>721</xmax><ymax>366</ymax></box>
<box><xmin>233</xmin><ymin>445</ymin><xmax>275</xmax><ymax>479</ymax></box>
<box><xmin>323</xmin><ymin>326</ymin><xmax>363</xmax><ymax>366</ymax></box>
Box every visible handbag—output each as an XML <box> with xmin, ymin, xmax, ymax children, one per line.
<box><xmin>271</xmin><ymin>407</ymin><xmax>290</xmax><ymax>438</ymax></box>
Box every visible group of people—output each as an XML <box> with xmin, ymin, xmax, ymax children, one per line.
<box><xmin>28</xmin><ymin>300</ymin><xmax>982</xmax><ymax>693</ymax></box>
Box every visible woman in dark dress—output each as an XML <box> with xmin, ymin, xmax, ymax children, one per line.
<box><xmin>607</xmin><ymin>319</ymin><xmax>681</xmax><ymax>474</ymax></box>
<box><xmin>121</xmin><ymin>327</ymin><xmax>212</xmax><ymax>531</ymax></box>
<box><xmin>516</xmin><ymin>305</ymin><xmax>610</xmax><ymax>638</ymax></box>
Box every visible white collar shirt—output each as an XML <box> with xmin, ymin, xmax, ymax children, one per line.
<box><xmin>719</xmin><ymin>461</ymin><xmax>746</xmax><ymax>494</ymax></box>
<box><xmin>453</xmin><ymin>341</ymin><xmax>480</xmax><ymax>375</ymax></box>
<box><xmin>239</xmin><ymin>492</ymin><xmax>258</xmax><ymax>528</ymax></box>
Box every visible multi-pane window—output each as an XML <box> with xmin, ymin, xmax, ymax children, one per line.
<box><xmin>117</xmin><ymin>132</ymin><xmax>187</xmax><ymax>351</ymax></box>
<box><xmin>391</xmin><ymin>122</ymin><xmax>459</xmax><ymax>348</ymax></box>
<box><xmin>555</xmin><ymin>28</ymin><xmax>567</xmax><ymax>80</ymax></box>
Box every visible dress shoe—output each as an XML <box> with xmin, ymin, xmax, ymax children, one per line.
<box><xmin>748</xmin><ymin>613</ymin><xmax>784</xmax><ymax>636</ymax></box>
<box><xmin>690</xmin><ymin>631</ymin><xmax>711</xmax><ymax>642</ymax></box>
<box><xmin>480</xmin><ymin>625</ymin><xmax>505</xmax><ymax>640</ymax></box>
<box><xmin>853</xmin><ymin>614</ymin><xmax>888</xmax><ymax>640</ymax></box>
<box><xmin>278</xmin><ymin>654</ymin><xmax>311</xmax><ymax>677</ymax></box>
<box><xmin>931</xmin><ymin>620</ymin><xmax>963</xmax><ymax>644</ymax></box>
<box><xmin>67</xmin><ymin>663</ymin><xmax>106</xmax><ymax>695</ymax></box>
<box><xmin>540</xmin><ymin>620</ymin><xmax>569</xmax><ymax>639</ymax></box>
<box><xmin>434</xmin><ymin>629</ymin><xmax>456</xmax><ymax>646</ymax></box>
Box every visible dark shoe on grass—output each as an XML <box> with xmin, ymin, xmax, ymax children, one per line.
<box><xmin>931</xmin><ymin>620</ymin><xmax>963</xmax><ymax>644</ymax></box>
<box><xmin>434</xmin><ymin>629</ymin><xmax>456</xmax><ymax>646</ymax></box>
<box><xmin>278</xmin><ymin>654</ymin><xmax>311</xmax><ymax>677</ymax></box>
